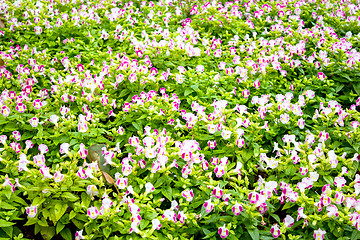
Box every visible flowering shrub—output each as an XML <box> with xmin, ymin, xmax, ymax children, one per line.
<box><xmin>0</xmin><ymin>0</ymin><xmax>360</xmax><ymax>239</ymax></box>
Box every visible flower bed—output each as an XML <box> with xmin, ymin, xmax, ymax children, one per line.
<box><xmin>1</xmin><ymin>0</ymin><xmax>360</xmax><ymax>239</ymax></box>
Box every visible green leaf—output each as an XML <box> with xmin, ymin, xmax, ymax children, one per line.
<box><xmin>60</xmin><ymin>228</ymin><xmax>72</xmax><ymax>240</ymax></box>
<box><xmin>282</xmin><ymin>201</ymin><xmax>295</xmax><ymax>210</ymax></box>
<box><xmin>154</xmin><ymin>176</ymin><xmax>166</xmax><ymax>188</ymax></box>
<box><xmin>33</xmin><ymin>197</ymin><xmax>46</xmax><ymax>206</ymax></box>
<box><xmin>11</xmin><ymin>195</ymin><xmax>28</xmax><ymax>206</ymax></box>
<box><xmin>350</xmin><ymin>161</ymin><xmax>359</xmax><ymax>178</ymax></box>
<box><xmin>139</xmin><ymin>219</ymin><xmax>149</xmax><ymax>230</ymax></box>
<box><xmin>40</xmin><ymin>226</ymin><xmax>55</xmax><ymax>240</ymax></box>
<box><xmin>54</xmin><ymin>203</ymin><xmax>68</xmax><ymax>223</ymax></box>
<box><xmin>184</xmin><ymin>89</ymin><xmax>193</xmax><ymax>96</ymax></box>
<box><xmin>132</xmin><ymin>121</ymin><xmax>142</xmax><ymax>133</ymax></box>
<box><xmin>103</xmin><ymin>227</ymin><xmax>112</xmax><ymax>238</ymax></box>
<box><xmin>2</xmin><ymin>226</ymin><xmax>13</xmax><ymax>237</ymax></box>
<box><xmin>0</xmin><ymin>202</ymin><xmax>16</xmax><ymax>209</ymax></box>
<box><xmin>119</xmin><ymin>88</ymin><xmax>130</xmax><ymax>97</ymax></box>
<box><xmin>37</xmin><ymin>218</ymin><xmax>49</xmax><ymax>227</ymax></box>
<box><xmin>271</xmin><ymin>214</ymin><xmax>280</xmax><ymax>224</ymax></box>
<box><xmin>144</xmin><ymin>212</ymin><xmax>158</xmax><ymax>220</ymax></box>
<box><xmin>3</xmin><ymin>187</ymin><xmax>12</xmax><ymax>200</ymax></box>
<box><xmin>248</xmin><ymin>228</ymin><xmax>259</xmax><ymax>240</ymax></box>
<box><xmin>0</xmin><ymin>219</ymin><xmax>15</xmax><ymax>227</ymax></box>
<box><xmin>161</xmin><ymin>186</ymin><xmax>172</xmax><ymax>201</ymax></box>
<box><xmin>56</xmin><ymin>222</ymin><xmax>65</xmax><ymax>234</ymax></box>
<box><xmin>323</xmin><ymin>176</ymin><xmax>333</xmax><ymax>186</ymax></box>
<box><xmin>69</xmin><ymin>210</ymin><xmax>77</xmax><ymax>220</ymax></box>
<box><xmin>354</xmin><ymin>83</ymin><xmax>360</xmax><ymax>96</ymax></box>
<box><xmin>351</xmin><ymin>230</ymin><xmax>360</xmax><ymax>240</ymax></box>
<box><xmin>62</xmin><ymin>192</ymin><xmax>79</xmax><ymax>202</ymax></box>
<box><xmin>24</xmin><ymin>217</ymin><xmax>38</xmax><ymax>226</ymax></box>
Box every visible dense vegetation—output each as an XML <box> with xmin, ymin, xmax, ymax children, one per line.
<box><xmin>1</xmin><ymin>0</ymin><xmax>360</xmax><ymax>239</ymax></box>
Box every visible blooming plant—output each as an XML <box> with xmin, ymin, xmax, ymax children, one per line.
<box><xmin>0</xmin><ymin>0</ymin><xmax>360</xmax><ymax>239</ymax></box>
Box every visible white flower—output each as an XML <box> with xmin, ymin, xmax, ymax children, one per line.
<box><xmin>221</xmin><ymin>129</ymin><xmax>232</xmax><ymax>140</ymax></box>
<box><xmin>145</xmin><ymin>182</ymin><xmax>155</xmax><ymax>193</ymax></box>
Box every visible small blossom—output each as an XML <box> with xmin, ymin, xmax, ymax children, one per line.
<box><xmin>87</xmin><ymin>206</ymin><xmax>99</xmax><ymax>219</ymax></box>
<box><xmin>218</xmin><ymin>225</ymin><xmax>229</xmax><ymax>239</ymax></box>
<box><xmin>26</xmin><ymin>205</ymin><xmax>38</xmax><ymax>218</ymax></box>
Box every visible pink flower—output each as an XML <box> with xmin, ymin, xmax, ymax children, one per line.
<box><xmin>12</xmin><ymin>131</ymin><xmax>21</xmax><ymax>141</ymax></box>
<box><xmin>40</xmin><ymin>166</ymin><xmax>53</xmax><ymax>179</ymax></box>
<box><xmin>26</xmin><ymin>205</ymin><xmax>38</xmax><ymax>218</ymax></box>
<box><xmin>313</xmin><ymin>228</ymin><xmax>326</xmax><ymax>240</ymax></box>
<box><xmin>317</xmin><ymin>72</ymin><xmax>326</xmax><ymax>81</ymax></box>
<box><xmin>86</xmin><ymin>185</ymin><xmax>98</xmax><ymax>198</ymax></box>
<box><xmin>334</xmin><ymin>191</ymin><xmax>344</xmax><ymax>204</ymax></box>
<box><xmin>60</xmin><ymin>143</ymin><xmax>70</xmax><ymax>155</ymax></box>
<box><xmin>34</xmin><ymin>26</ymin><xmax>42</xmax><ymax>34</ymax></box>
<box><xmin>242</xmin><ymin>89</ymin><xmax>250</xmax><ymax>98</ymax></box>
<box><xmin>257</xmin><ymin>202</ymin><xmax>267</xmax><ymax>214</ymax></box>
<box><xmin>326</xmin><ymin>205</ymin><xmax>339</xmax><ymax>218</ymax></box>
<box><xmin>284</xmin><ymin>215</ymin><xmax>294</xmax><ymax>227</ymax></box>
<box><xmin>320</xmin><ymin>194</ymin><xmax>331</xmax><ymax>206</ymax></box>
<box><xmin>249</xmin><ymin>192</ymin><xmax>260</xmax><ymax>204</ymax></box>
<box><xmin>203</xmin><ymin>199</ymin><xmax>214</xmax><ymax>213</ymax></box>
<box><xmin>1</xmin><ymin>105</ymin><xmax>10</xmax><ymax>117</ymax></box>
<box><xmin>122</xmin><ymin>164</ymin><xmax>133</xmax><ymax>176</ymax></box>
<box><xmin>237</xmin><ymin>138</ymin><xmax>245</xmax><ymax>148</ymax></box>
<box><xmin>232</xmin><ymin>201</ymin><xmax>243</xmax><ymax>216</ymax></box>
<box><xmin>214</xmin><ymin>164</ymin><xmax>225</xmax><ymax>178</ymax></box>
<box><xmin>77</xmin><ymin>167</ymin><xmax>87</xmax><ymax>179</ymax></box>
<box><xmin>319</xmin><ymin>130</ymin><xmax>329</xmax><ymax>142</ymax></box>
<box><xmin>351</xmin><ymin>121</ymin><xmax>359</xmax><ymax>129</ymax></box>
<box><xmin>38</xmin><ymin>144</ymin><xmax>48</xmax><ymax>154</ymax></box>
<box><xmin>218</xmin><ymin>225</ymin><xmax>229</xmax><ymax>239</ymax></box>
<box><xmin>33</xmin><ymin>99</ymin><xmax>42</xmax><ymax>109</ymax></box>
<box><xmin>129</xmin><ymin>136</ymin><xmax>140</xmax><ymax>146</ymax></box>
<box><xmin>182</xmin><ymin>189</ymin><xmax>194</xmax><ymax>202</ymax></box>
<box><xmin>75</xmin><ymin>230</ymin><xmax>85</xmax><ymax>240</ymax></box>
<box><xmin>299</xmin><ymin>167</ymin><xmax>308</xmax><ymax>175</ymax></box>
<box><xmin>16</xmin><ymin>103</ymin><xmax>26</xmax><ymax>113</ymax></box>
<box><xmin>152</xmin><ymin>219</ymin><xmax>161</xmax><ymax>230</ymax></box>
<box><xmin>201</xmin><ymin>160</ymin><xmax>209</xmax><ymax>170</ymax></box>
<box><xmin>77</xmin><ymin>64</ymin><xmax>84</xmax><ymax>72</ymax></box>
<box><xmin>78</xmin><ymin>122</ymin><xmax>88</xmax><ymax>133</ymax></box>
<box><xmin>131</xmin><ymin>214</ymin><xmax>142</xmax><ymax>226</ymax></box>
<box><xmin>33</xmin><ymin>154</ymin><xmax>45</xmax><ymax>167</ymax></box>
<box><xmin>151</xmin><ymin>161</ymin><xmax>160</xmax><ymax>173</ymax></box>
<box><xmin>212</xmin><ymin>185</ymin><xmax>223</xmax><ymax>199</ymax></box>
<box><xmin>270</xmin><ymin>224</ymin><xmax>281</xmax><ymax>238</ymax></box>
<box><xmin>54</xmin><ymin>171</ymin><xmax>64</xmax><ymax>182</ymax></box>
<box><xmin>87</xmin><ymin>206</ymin><xmax>99</xmax><ymax>219</ymax></box>
<box><xmin>177</xmin><ymin>211</ymin><xmax>187</xmax><ymax>224</ymax></box>
<box><xmin>297</xmin><ymin>207</ymin><xmax>307</xmax><ymax>221</ymax></box>
<box><xmin>208</xmin><ymin>140</ymin><xmax>216</xmax><ymax>149</ymax></box>
<box><xmin>29</xmin><ymin>117</ymin><xmax>39</xmax><ymax>127</ymax></box>
<box><xmin>145</xmin><ymin>182</ymin><xmax>155</xmax><ymax>193</ymax></box>
<box><xmin>334</xmin><ymin>176</ymin><xmax>346</xmax><ymax>188</ymax></box>
<box><xmin>211</xmin><ymin>157</ymin><xmax>219</xmax><ymax>165</ymax></box>
<box><xmin>116</xmin><ymin>177</ymin><xmax>128</xmax><ymax>189</ymax></box>
<box><xmin>78</xmin><ymin>143</ymin><xmax>88</xmax><ymax>159</ymax></box>
<box><xmin>138</xmin><ymin>159</ymin><xmax>146</xmax><ymax>169</ymax></box>
<box><xmin>123</xmin><ymin>103</ymin><xmax>131</xmax><ymax>112</ymax></box>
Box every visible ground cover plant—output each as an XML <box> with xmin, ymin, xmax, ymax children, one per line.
<box><xmin>0</xmin><ymin>0</ymin><xmax>360</xmax><ymax>239</ymax></box>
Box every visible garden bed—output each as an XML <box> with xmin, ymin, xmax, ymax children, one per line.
<box><xmin>1</xmin><ymin>0</ymin><xmax>360</xmax><ymax>239</ymax></box>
